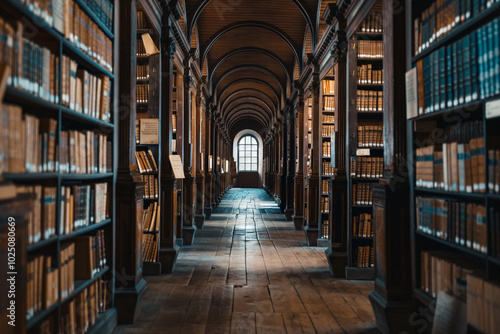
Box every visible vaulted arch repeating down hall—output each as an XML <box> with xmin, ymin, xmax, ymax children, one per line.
<box><xmin>1</xmin><ymin>0</ymin><xmax>499</xmax><ymax>333</ymax></box>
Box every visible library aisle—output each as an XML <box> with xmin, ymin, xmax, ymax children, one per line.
<box><xmin>113</xmin><ymin>188</ymin><xmax>376</xmax><ymax>334</ymax></box>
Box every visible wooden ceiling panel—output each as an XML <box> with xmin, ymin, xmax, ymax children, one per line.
<box><xmin>220</xmin><ymin>81</ymin><xmax>279</xmax><ymax>107</ymax></box>
<box><xmin>215</xmin><ymin>69</ymin><xmax>282</xmax><ymax>103</ymax></box>
<box><xmin>221</xmin><ymin>90</ymin><xmax>277</xmax><ymax>114</ymax></box>
<box><xmin>211</xmin><ymin>51</ymin><xmax>289</xmax><ymax>89</ymax></box>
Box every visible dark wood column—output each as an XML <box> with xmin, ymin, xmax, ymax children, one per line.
<box><xmin>285</xmin><ymin>102</ymin><xmax>295</xmax><ymax>221</ymax></box>
<box><xmin>212</xmin><ymin>114</ymin><xmax>220</xmax><ymax>207</ymax></box>
<box><xmin>305</xmin><ymin>73</ymin><xmax>321</xmax><ymax>246</ymax></box>
<box><xmin>368</xmin><ymin>1</ymin><xmax>412</xmax><ymax>333</ymax></box>
<box><xmin>204</xmin><ymin>105</ymin><xmax>213</xmax><ymax>219</ymax></box>
<box><xmin>114</xmin><ymin>0</ymin><xmax>147</xmax><ymax>324</ymax></box>
<box><xmin>293</xmin><ymin>91</ymin><xmax>305</xmax><ymax>230</ymax></box>
<box><xmin>194</xmin><ymin>86</ymin><xmax>206</xmax><ymax>229</ymax></box>
<box><xmin>326</xmin><ymin>25</ymin><xmax>349</xmax><ymax>277</ymax></box>
<box><xmin>280</xmin><ymin>113</ymin><xmax>288</xmax><ymax>213</ymax></box>
<box><xmin>157</xmin><ymin>10</ymin><xmax>180</xmax><ymax>274</ymax></box>
<box><xmin>181</xmin><ymin>63</ymin><xmax>196</xmax><ymax>245</ymax></box>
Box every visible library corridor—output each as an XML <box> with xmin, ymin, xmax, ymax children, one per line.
<box><xmin>113</xmin><ymin>188</ymin><xmax>376</xmax><ymax>334</ymax></box>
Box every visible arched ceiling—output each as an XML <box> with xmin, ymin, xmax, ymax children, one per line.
<box><xmin>183</xmin><ymin>0</ymin><xmax>330</xmax><ymax>138</ymax></box>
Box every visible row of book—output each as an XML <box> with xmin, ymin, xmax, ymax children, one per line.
<box><xmin>137</xmin><ymin>64</ymin><xmax>149</xmax><ymax>80</ymax></box>
<box><xmin>357</xmin><ymin>90</ymin><xmax>383</xmax><ymax>112</ymax></box>
<box><xmin>323</xmin><ymin>96</ymin><xmax>335</xmax><ymax>112</ymax></box>
<box><xmin>322</xmin><ymin>125</ymin><xmax>334</xmax><ymax>137</ymax></box>
<box><xmin>322</xmin><ymin>115</ymin><xmax>335</xmax><ymax>123</ymax></box>
<box><xmin>321</xmin><ymin>197</ymin><xmax>329</xmax><ymax>213</ymax></box>
<box><xmin>26</xmin><ymin>233</ymin><xmax>107</xmax><ymax>319</ymax></box>
<box><xmin>172</xmin><ymin>114</ymin><xmax>177</xmax><ymax>131</ymax></box>
<box><xmin>27</xmin><ymin>255</ymin><xmax>58</xmax><ymax>319</ymax></box>
<box><xmin>137</xmin><ymin>39</ymin><xmax>148</xmax><ymax>57</ymax></box>
<box><xmin>357</xmin><ymin>65</ymin><xmax>383</xmax><ymax>85</ymax></box>
<box><xmin>0</xmin><ymin>20</ymin><xmax>60</xmax><ymax>103</ymax></box>
<box><xmin>416</xmin><ymin>197</ymin><xmax>487</xmax><ymax>254</ymax></box>
<box><xmin>417</xmin><ymin>18</ymin><xmax>500</xmax><ymax>115</ymax></box>
<box><xmin>142</xmin><ymin>174</ymin><xmax>158</xmax><ymax>200</ymax></box>
<box><xmin>360</xmin><ymin>12</ymin><xmax>383</xmax><ymax>34</ymax></box>
<box><xmin>358</xmin><ymin>40</ymin><xmax>383</xmax><ymax>59</ymax></box>
<box><xmin>352</xmin><ymin>183</ymin><xmax>373</xmax><ymax>205</ymax></box>
<box><xmin>357</xmin><ymin>125</ymin><xmax>383</xmax><ymax>148</ymax></box>
<box><xmin>74</xmin><ymin>232</ymin><xmax>108</xmax><ymax>279</ymax></box>
<box><xmin>355</xmin><ymin>246</ymin><xmax>374</xmax><ymax>268</ymax></box>
<box><xmin>322</xmin><ymin>161</ymin><xmax>335</xmax><ymax>176</ymax></box>
<box><xmin>353</xmin><ymin>213</ymin><xmax>373</xmax><ymax>238</ymax></box>
<box><xmin>142</xmin><ymin>203</ymin><xmax>159</xmax><ymax>232</ymax></box>
<box><xmin>62</xmin><ymin>56</ymin><xmax>112</xmax><ymax>121</ymax></box>
<box><xmin>415</xmin><ymin>121</ymin><xmax>486</xmax><ymax>193</ymax></box>
<box><xmin>143</xmin><ymin>234</ymin><xmax>158</xmax><ymax>262</ymax></box>
<box><xmin>137</xmin><ymin>84</ymin><xmax>149</xmax><ymax>103</ymax></box>
<box><xmin>413</xmin><ymin>0</ymin><xmax>496</xmax><ymax>55</ymax></box>
<box><xmin>321</xmin><ymin>220</ymin><xmax>330</xmax><ymax>239</ymax></box>
<box><xmin>60</xmin><ymin>278</ymin><xmax>108</xmax><ymax>334</ymax></box>
<box><xmin>60</xmin><ymin>130</ymin><xmax>111</xmax><ymax>174</ymax></box>
<box><xmin>135</xmin><ymin>150</ymin><xmax>158</xmax><ymax>173</ymax></box>
<box><xmin>420</xmin><ymin>251</ymin><xmax>499</xmax><ymax>333</ymax></box>
<box><xmin>17</xmin><ymin>186</ymin><xmax>57</xmax><ymax>244</ymax></box>
<box><xmin>64</xmin><ymin>0</ymin><xmax>114</xmax><ymax>72</ymax></box>
<box><xmin>321</xmin><ymin>179</ymin><xmax>329</xmax><ymax>194</ymax></box>
<box><xmin>1</xmin><ymin>106</ymin><xmax>111</xmax><ymax>175</ymax></box>
<box><xmin>2</xmin><ymin>108</ymin><xmax>57</xmax><ymax>173</ymax></box>
<box><xmin>81</xmin><ymin>0</ymin><xmax>114</xmax><ymax>31</ymax></box>
<box><xmin>322</xmin><ymin>80</ymin><xmax>335</xmax><ymax>95</ymax></box>
<box><xmin>137</xmin><ymin>11</ymin><xmax>149</xmax><ymax>30</ymax></box>
<box><xmin>350</xmin><ymin>156</ymin><xmax>383</xmax><ymax>179</ymax></box>
<box><xmin>322</xmin><ymin>141</ymin><xmax>331</xmax><ymax>158</ymax></box>
<box><xmin>61</xmin><ymin>183</ymin><xmax>109</xmax><ymax>234</ymax></box>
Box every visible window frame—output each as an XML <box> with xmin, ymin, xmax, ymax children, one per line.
<box><xmin>237</xmin><ymin>135</ymin><xmax>258</xmax><ymax>171</ymax></box>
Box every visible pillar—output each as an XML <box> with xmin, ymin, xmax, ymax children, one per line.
<box><xmin>292</xmin><ymin>91</ymin><xmax>305</xmax><ymax>230</ymax></box>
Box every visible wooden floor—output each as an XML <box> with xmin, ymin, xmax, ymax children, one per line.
<box><xmin>113</xmin><ymin>188</ymin><xmax>377</xmax><ymax>334</ymax></box>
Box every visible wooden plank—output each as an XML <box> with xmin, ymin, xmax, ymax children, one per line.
<box><xmin>332</xmin><ymin>280</ymin><xmax>376</xmax><ymax>325</ymax></box>
<box><xmin>255</xmin><ymin>313</ymin><xmax>287</xmax><ymax>334</ymax></box>
<box><xmin>294</xmin><ymin>283</ymin><xmax>343</xmax><ymax>333</ymax></box>
<box><xmin>230</xmin><ymin>312</ymin><xmax>256</xmax><ymax>334</ymax></box>
<box><xmin>268</xmin><ymin>284</ymin><xmax>306</xmax><ymax>313</ymax></box>
<box><xmin>205</xmin><ymin>285</ymin><xmax>234</xmax><ymax>334</ymax></box>
<box><xmin>281</xmin><ymin>313</ymin><xmax>317</xmax><ymax>334</ymax></box>
<box><xmin>150</xmin><ymin>285</ymin><xmax>196</xmax><ymax>331</ymax></box>
<box><xmin>180</xmin><ymin>285</ymin><xmax>214</xmax><ymax>333</ymax></box>
<box><xmin>233</xmin><ymin>286</ymin><xmax>274</xmax><ymax>313</ymax></box>
<box><xmin>189</xmin><ymin>265</ymin><xmax>213</xmax><ymax>285</ymax></box>
<box><xmin>245</xmin><ymin>240</ymin><xmax>269</xmax><ymax>285</ymax></box>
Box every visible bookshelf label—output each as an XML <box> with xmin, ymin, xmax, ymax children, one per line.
<box><xmin>486</xmin><ymin>99</ymin><xmax>500</xmax><ymax>119</ymax></box>
<box><xmin>140</xmin><ymin>119</ymin><xmax>159</xmax><ymax>144</ymax></box>
<box><xmin>356</xmin><ymin>148</ymin><xmax>371</xmax><ymax>156</ymax></box>
<box><xmin>169</xmin><ymin>155</ymin><xmax>185</xmax><ymax>179</ymax></box>
<box><xmin>405</xmin><ymin>68</ymin><xmax>418</xmax><ymax>119</ymax></box>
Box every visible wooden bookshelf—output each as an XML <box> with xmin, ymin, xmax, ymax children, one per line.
<box><xmin>319</xmin><ymin>70</ymin><xmax>335</xmax><ymax>244</ymax></box>
<box><xmin>345</xmin><ymin>4</ymin><xmax>384</xmax><ymax>280</ymax></box>
<box><xmin>0</xmin><ymin>0</ymin><xmax>117</xmax><ymax>331</ymax></box>
<box><xmin>304</xmin><ymin>96</ymin><xmax>313</xmax><ymax>227</ymax></box>
<box><xmin>135</xmin><ymin>7</ymin><xmax>161</xmax><ymax>275</ymax></box>
<box><xmin>408</xmin><ymin>1</ymin><xmax>500</xmax><ymax>331</ymax></box>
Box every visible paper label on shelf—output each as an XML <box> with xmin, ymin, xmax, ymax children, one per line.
<box><xmin>140</xmin><ymin>119</ymin><xmax>159</xmax><ymax>144</ymax></box>
<box><xmin>356</xmin><ymin>149</ymin><xmax>370</xmax><ymax>156</ymax></box>
<box><xmin>169</xmin><ymin>155</ymin><xmax>185</xmax><ymax>179</ymax></box>
<box><xmin>486</xmin><ymin>98</ymin><xmax>500</xmax><ymax>119</ymax></box>
<box><xmin>405</xmin><ymin>67</ymin><xmax>418</xmax><ymax>119</ymax></box>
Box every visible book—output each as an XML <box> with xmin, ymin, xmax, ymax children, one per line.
<box><xmin>416</xmin><ymin>197</ymin><xmax>487</xmax><ymax>253</ymax></box>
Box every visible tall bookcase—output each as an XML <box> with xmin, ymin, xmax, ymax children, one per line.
<box><xmin>135</xmin><ymin>7</ymin><xmax>161</xmax><ymax>275</ymax></box>
<box><xmin>0</xmin><ymin>0</ymin><xmax>117</xmax><ymax>332</ymax></box>
<box><xmin>304</xmin><ymin>96</ymin><xmax>313</xmax><ymax>224</ymax></box>
<box><xmin>346</xmin><ymin>4</ymin><xmax>384</xmax><ymax>279</ymax></box>
<box><xmin>407</xmin><ymin>1</ymin><xmax>500</xmax><ymax>332</ymax></box>
<box><xmin>319</xmin><ymin>71</ymin><xmax>335</xmax><ymax>243</ymax></box>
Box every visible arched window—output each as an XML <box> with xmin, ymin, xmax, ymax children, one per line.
<box><xmin>238</xmin><ymin>135</ymin><xmax>258</xmax><ymax>171</ymax></box>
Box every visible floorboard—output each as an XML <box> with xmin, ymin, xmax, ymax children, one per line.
<box><xmin>113</xmin><ymin>188</ymin><xmax>377</xmax><ymax>334</ymax></box>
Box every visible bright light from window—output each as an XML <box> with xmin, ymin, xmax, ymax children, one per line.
<box><xmin>238</xmin><ymin>135</ymin><xmax>258</xmax><ymax>171</ymax></box>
